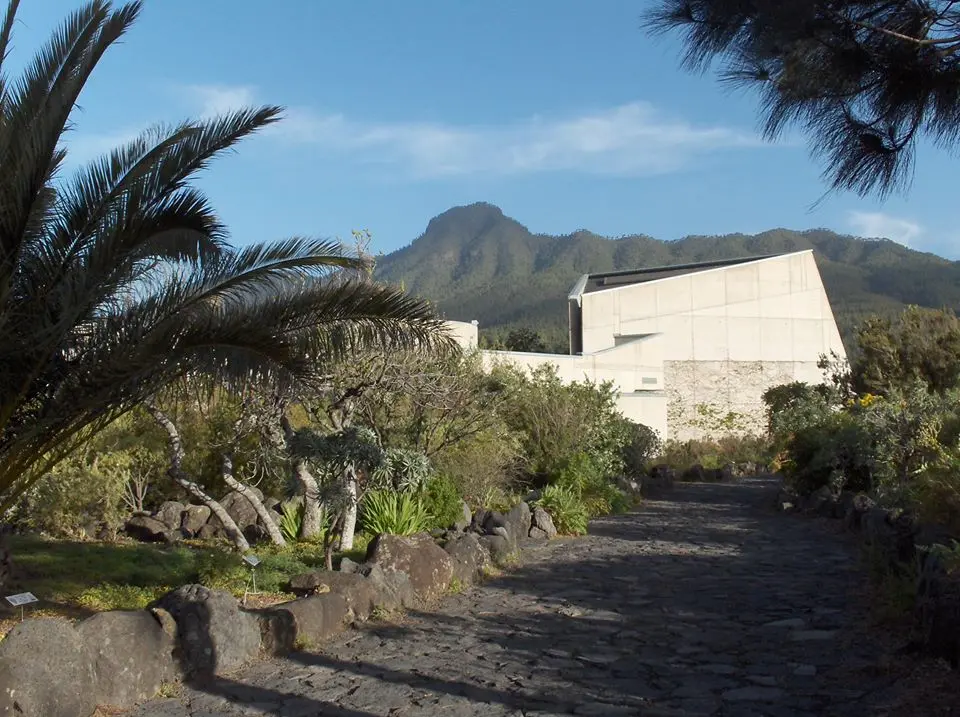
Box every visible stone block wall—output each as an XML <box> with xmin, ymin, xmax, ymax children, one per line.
<box><xmin>665</xmin><ymin>359</ymin><xmax>821</xmax><ymax>440</ymax></box>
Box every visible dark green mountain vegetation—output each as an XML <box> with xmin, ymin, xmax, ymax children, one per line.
<box><xmin>376</xmin><ymin>202</ymin><xmax>960</xmax><ymax>350</ymax></box>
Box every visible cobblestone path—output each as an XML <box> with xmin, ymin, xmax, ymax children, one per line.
<box><xmin>132</xmin><ymin>478</ymin><xmax>909</xmax><ymax>717</ymax></box>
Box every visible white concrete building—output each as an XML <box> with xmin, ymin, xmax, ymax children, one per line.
<box><xmin>448</xmin><ymin>250</ymin><xmax>847</xmax><ymax>441</ymax></box>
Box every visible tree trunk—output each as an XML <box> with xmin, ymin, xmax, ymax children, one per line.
<box><xmin>324</xmin><ymin>512</ymin><xmax>343</xmax><ymax>571</ymax></box>
<box><xmin>294</xmin><ymin>460</ymin><xmax>325</xmax><ymax>539</ymax></box>
<box><xmin>279</xmin><ymin>414</ymin><xmax>324</xmax><ymax>539</ymax></box>
<box><xmin>338</xmin><ymin>466</ymin><xmax>359</xmax><ymax>550</ymax></box>
<box><xmin>146</xmin><ymin>403</ymin><xmax>250</xmax><ymax>552</ymax></box>
<box><xmin>0</xmin><ymin>533</ymin><xmax>12</xmax><ymax>592</ymax></box>
<box><xmin>221</xmin><ymin>455</ymin><xmax>286</xmax><ymax>546</ymax></box>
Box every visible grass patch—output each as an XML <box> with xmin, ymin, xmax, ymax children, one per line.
<box><xmin>5</xmin><ymin>532</ymin><xmax>376</xmax><ymax>616</ymax></box>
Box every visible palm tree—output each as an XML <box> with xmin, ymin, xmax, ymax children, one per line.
<box><xmin>0</xmin><ymin>0</ymin><xmax>448</xmax><ymax>514</ymax></box>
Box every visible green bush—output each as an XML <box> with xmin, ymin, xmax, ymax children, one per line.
<box><xmin>553</xmin><ymin>452</ymin><xmax>629</xmax><ymax>518</ymax></box>
<box><xmin>361</xmin><ymin>490</ymin><xmax>431</xmax><ymax>536</ymax></box>
<box><xmin>278</xmin><ymin>500</ymin><xmax>305</xmax><ymax>543</ymax></box>
<box><xmin>620</xmin><ymin>420</ymin><xmax>662</xmax><ymax>476</ymax></box>
<box><xmin>422</xmin><ymin>474</ymin><xmax>465</xmax><ymax>529</ymax></box>
<box><xmin>536</xmin><ymin>484</ymin><xmax>589</xmax><ymax>536</ymax></box>
<box><xmin>657</xmin><ymin>435</ymin><xmax>771</xmax><ymax>472</ymax></box>
<box><xmin>432</xmin><ymin>424</ymin><xmax>521</xmax><ymax>508</ymax></box>
<box><xmin>499</xmin><ymin>363</ymin><xmax>630</xmax><ymax>479</ymax></box>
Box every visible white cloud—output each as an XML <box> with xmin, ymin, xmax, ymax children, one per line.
<box><xmin>62</xmin><ymin>85</ymin><xmax>773</xmax><ymax>178</ymax></box>
<box><xmin>847</xmin><ymin>211</ymin><xmax>923</xmax><ymax>247</ymax></box>
<box><xmin>267</xmin><ymin>101</ymin><xmax>767</xmax><ymax>178</ymax></box>
<box><xmin>181</xmin><ymin>84</ymin><xmax>257</xmax><ymax>118</ymax></box>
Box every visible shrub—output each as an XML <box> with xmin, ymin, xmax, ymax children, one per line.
<box><xmin>762</xmin><ymin>381</ymin><xmax>835</xmax><ymax>449</ymax></box>
<box><xmin>360</xmin><ymin>490</ymin><xmax>431</xmax><ymax>536</ymax></box>
<box><xmin>620</xmin><ymin>420</ymin><xmax>662</xmax><ymax>476</ymax></box>
<box><xmin>911</xmin><ymin>457</ymin><xmax>960</xmax><ymax>536</ymax></box>
<box><xmin>553</xmin><ymin>452</ymin><xmax>629</xmax><ymax>518</ymax></box>
<box><xmin>781</xmin><ymin>411</ymin><xmax>874</xmax><ymax>494</ymax></box>
<box><xmin>536</xmin><ymin>484</ymin><xmax>589</xmax><ymax>536</ymax></box>
<box><xmin>422</xmin><ymin>474</ymin><xmax>465</xmax><ymax>529</ymax></box>
<box><xmin>432</xmin><ymin>424</ymin><xmax>521</xmax><ymax>508</ymax></box>
<box><xmin>657</xmin><ymin>435</ymin><xmax>771</xmax><ymax>472</ymax></box>
<box><xmin>499</xmin><ymin>363</ymin><xmax>630</xmax><ymax>479</ymax></box>
<box><xmin>278</xmin><ymin>500</ymin><xmax>305</xmax><ymax>543</ymax></box>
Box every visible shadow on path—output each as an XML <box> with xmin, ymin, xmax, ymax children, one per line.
<box><xmin>133</xmin><ymin>478</ymin><xmax>907</xmax><ymax>717</ymax></box>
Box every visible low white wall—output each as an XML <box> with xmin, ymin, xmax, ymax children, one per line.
<box><xmin>481</xmin><ymin>347</ymin><xmax>668</xmax><ymax>438</ymax></box>
<box><xmin>444</xmin><ymin>320</ymin><xmax>478</xmax><ymax>350</ymax></box>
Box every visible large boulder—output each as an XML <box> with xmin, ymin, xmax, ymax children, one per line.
<box><xmin>197</xmin><ymin>522</ymin><xmax>221</xmax><ymax>541</ymax></box>
<box><xmin>0</xmin><ymin>619</ymin><xmax>96</xmax><ymax>717</ymax></box>
<box><xmin>155</xmin><ymin>501</ymin><xmax>185</xmax><ymax>531</ymax></box>
<box><xmin>180</xmin><ymin>504</ymin><xmax>212</xmax><ymax>536</ymax></box>
<box><xmin>529</xmin><ymin>506</ymin><xmax>558</xmax><ymax>540</ymax></box>
<box><xmin>286</xmin><ymin>571</ymin><xmax>378</xmax><ymax>620</ymax></box>
<box><xmin>444</xmin><ymin>532</ymin><xmax>490</xmax><ymax>584</ymax></box>
<box><xmin>259</xmin><ymin>593</ymin><xmax>350</xmax><ymax>655</ymax></box>
<box><xmin>76</xmin><ymin>610</ymin><xmax>177</xmax><ymax>708</ymax></box>
<box><xmin>482</xmin><ymin>502</ymin><xmax>531</xmax><ymax>551</ymax></box>
<box><xmin>844</xmin><ymin>493</ymin><xmax>875</xmax><ymax>531</ymax></box>
<box><xmin>643</xmin><ymin>465</ymin><xmax>676</xmax><ymax>498</ymax></box>
<box><xmin>150</xmin><ymin>584</ymin><xmax>261</xmax><ymax>680</ymax></box>
<box><xmin>802</xmin><ymin>485</ymin><xmax>835</xmax><ymax>515</ymax></box>
<box><xmin>365</xmin><ymin>532</ymin><xmax>453</xmax><ymax>602</ymax></box>
<box><xmin>506</xmin><ymin>502</ymin><xmax>532</xmax><ymax>544</ymax></box>
<box><xmin>363</xmin><ymin>563</ymin><xmax>416</xmax><ymax>612</ymax></box>
<box><xmin>682</xmin><ymin>464</ymin><xmax>707</xmax><ymax>482</ymax></box>
<box><xmin>453</xmin><ymin>501</ymin><xmax>472</xmax><ymax>532</ymax></box>
<box><xmin>217</xmin><ymin>490</ymin><xmax>260</xmax><ymax>531</ymax></box>
<box><xmin>478</xmin><ymin>533</ymin><xmax>514</xmax><ymax>566</ymax></box>
<box><xmin>124</xmin><ymin>515</ymin><xmax>176</xmax><ymax>543</ymax></box>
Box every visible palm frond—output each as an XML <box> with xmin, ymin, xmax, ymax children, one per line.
<box><xmin>0</xmin><ymin>2</ymin><xmax>450</xmax><ymax>513</ymax></box>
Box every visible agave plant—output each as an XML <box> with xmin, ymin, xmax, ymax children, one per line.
<box><xmin>0</xmin><ymin>0</ymin><xmax>448</xmax><ymax>511</ymax></box>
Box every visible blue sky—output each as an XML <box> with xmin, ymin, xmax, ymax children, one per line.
<box><xmin>14</xmin><ymin>0</ymin><xmax>960</xmax><ymax>258</ymax></box>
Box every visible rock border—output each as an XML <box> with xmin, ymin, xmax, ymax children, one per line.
<box><xmin>0</xmin><ymin>499</ymin><xmax>559</xmax><ymax>717</ymax></box>
<box><xmin>776</xmin><ymin>482</ymin><xmax>960</xmax><ymax>668</ymax></box>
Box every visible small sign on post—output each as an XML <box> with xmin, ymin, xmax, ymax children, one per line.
<box><xmin>242</xmin><ymin>554</ymin><xmax>261</xmax><ymax>606</ymax></box>
<box><xmin>5</xmin><ymin>592</ymin><xmax>38</xmax><ymax>622</ymax></box>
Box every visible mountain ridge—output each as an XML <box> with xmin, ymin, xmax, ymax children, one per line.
<box><xmin>375</xmin><ymin>202</ymin><xmax>960</xmax><ymax>349</ymax></box>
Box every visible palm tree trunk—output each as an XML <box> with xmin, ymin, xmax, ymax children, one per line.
<box><xmin>221</xmin><ymin>455</ymin><xmax>285</xmax><ymax>546</ymax></box>
<box><xmin>339</xmin><ymin>465</ymin><xmax>359</xmax><ymax>550</ymax></box>
<box><xmin>146</xmin><ymin>403</ymin><xmax>250</xmax><ymax>552</ymax></box>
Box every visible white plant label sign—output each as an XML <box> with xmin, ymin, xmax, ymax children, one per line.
<box><xmin>5</xmin><ymin>592</ymin><xmax>38</xmax><ymax>607</ymax></box>
<box><xmin>243</xmin><ymin>554</ymin><xmax>261</xmax><ymax>568</ymax></box>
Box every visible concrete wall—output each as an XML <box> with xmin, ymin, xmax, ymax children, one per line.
<box><xmin>447</xmin><ymin>251</ymin><xmax>846</xmax><ymax>442</ymax></box>
<box><xmin>481</xmin><ymin>338</ymin><xmax>668</xmax><ymax>438</ymax></box>
<box><xmin>444</xmin><ymin>320</ymin><xmax>479</xmax><ymax>350</ymax></box>
<box><xmin>579</xmin><ymin>251</ymin><xmax>847</xmax><ymax>440</ymax></box>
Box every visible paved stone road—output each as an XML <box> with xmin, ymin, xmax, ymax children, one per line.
<box><xmin>131</xmin><ymin>478</ymin><xmax>909</xmax><ymax>717</ymax></box>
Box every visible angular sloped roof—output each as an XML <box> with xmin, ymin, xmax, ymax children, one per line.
<box><xmin>568</xmin><ymin>252</ymin><xmax>805</xmax><ymax>301</ymax></box>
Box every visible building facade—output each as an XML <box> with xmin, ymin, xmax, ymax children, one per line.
<box><xmin>448</xmin><ymin>250</ymin><xmax>847</xmax><ymax>441</ymax></box>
